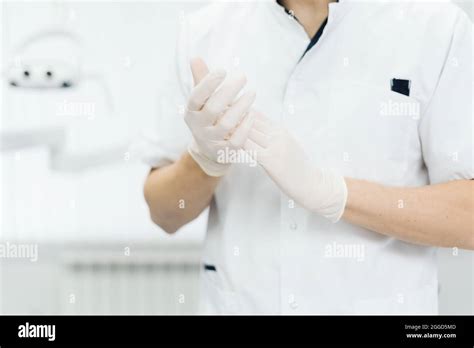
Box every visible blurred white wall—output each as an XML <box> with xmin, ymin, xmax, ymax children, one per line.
<box><xmin>0</xmin><ymin>0</ymin><xmax>472</xmax><ymax>314</ymax></box>
<box><xmin>1</xmin><ymin>1</ymin><xmax>206</xmax><ymax>243</ymax></box>
<box><xmin>0</xmin><ymin>0</ymin><xmax>208</xmax><ymax>315</ymax></box>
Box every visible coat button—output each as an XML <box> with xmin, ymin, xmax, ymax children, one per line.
<box><xmin>289</xmin><ymin>222</ymin><xmax>298</xmax><ymax>230</ymax></box>
<box><xmin>288</xmin><ymin>294</ymin><xmax>298</xmax><ymax>310</ymax></box>
<box><xmin>287</xmin><ymin>103</ymin><xmax>295</xmax><ymax>115</ymax></box>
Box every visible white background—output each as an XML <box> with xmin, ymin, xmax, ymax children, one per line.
<box><xmin>0</xmin><ymin>0</ymin><xmax>472</xmax><ymax>314</ymax></box>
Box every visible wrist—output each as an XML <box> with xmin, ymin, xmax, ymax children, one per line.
<box><xmin>187</xmin><ymin>141</ymin><xmax>231</xmax><ymax>177</ymax></box>
<box><xmin>178</xmin><ymin>152</ymin><xmax>222</xmax><ymax>182</ymax></box>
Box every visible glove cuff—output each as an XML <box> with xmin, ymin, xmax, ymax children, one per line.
<box><xmin>311</xmin><ymin>169</ymin><xmax>348</xmax><ymax>223</ymax></box>
<box><xmin>188</xmin><ymin>141</ymin><xmax>231</xmax><ymax>177</ymax></box>
<box><xmin>328</xmin><ymin>173</ymin><xmax>348</xmax><ymax>223</ymax></box>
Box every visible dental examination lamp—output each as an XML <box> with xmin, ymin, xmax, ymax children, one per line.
<box><xmin>1</xmin><ymin>29</ymin><xmax>124</xmax><ymax>171</ymax></box>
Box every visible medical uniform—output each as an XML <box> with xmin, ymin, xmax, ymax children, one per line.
<box><xmin>140</xmin><ymin>0</ymin><xmax>473</xmax><ymax>314</ymax></box>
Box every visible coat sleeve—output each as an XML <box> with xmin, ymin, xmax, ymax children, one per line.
<box><xmin>418</xmin><ymin>12</ymin><xmax>473</xmax><ymax>184</ymax></box>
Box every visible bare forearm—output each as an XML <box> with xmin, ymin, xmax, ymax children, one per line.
<box><xmin>144</xmin><ymin>152</ymin><xmax>220</xmax><ymax>233</ymax></box>
<box><xmin>342</xmin><ymin>179</ymin><xmax>474</xmax><ymax>249</ymax></box>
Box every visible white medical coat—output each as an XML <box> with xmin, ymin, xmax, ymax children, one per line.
<box><xmin>140</xmin><ymin>0</ymin><xmax>473</xmax><ymax>314</ymax></box>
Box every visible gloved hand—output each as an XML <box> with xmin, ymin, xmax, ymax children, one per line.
<box><xmin>244</xmin><ymin>113</ymin><xmax>348</xmax><ymax>222</ymax></box>
<box><xmin>185</xmin><ymin>58</ymin><xmax>256</xmax><ymax>176</ymax></box>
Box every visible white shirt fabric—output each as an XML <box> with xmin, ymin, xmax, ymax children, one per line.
<box><xmin>140</xmin><ymin>0</ymin><xmax>473</xmax><ymax>314</ymax></box>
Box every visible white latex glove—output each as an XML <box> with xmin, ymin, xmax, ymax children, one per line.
<box><xmin>185</xmin><ymin>58</ymin><xmax>256</xmax><ymax>176</ymax></box>
<box><xmin>244</xmin><ymin>114</ymin><xmax>348</xmax><ymax>222</ymax></box>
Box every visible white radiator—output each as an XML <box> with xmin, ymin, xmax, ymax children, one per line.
<box><xmin>57</xmin><ymin>244</ymin><xmax>202</xmax><ymax>315</ymax></box>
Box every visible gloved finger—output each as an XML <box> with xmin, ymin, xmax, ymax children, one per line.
<box><xmin>203</xmin><ymin>73</ymin><xmax>247</xmax><ymax>117</ymax></box>
<box><xmin>184</xmin><ymin>110</ymin><xmax>213</xmax><ymax>129</ymax></box>
<box><xmin>187</xmin><ymin>70</ymin><xmax>227</xmax><ymax>112</ymax></box>
<box><xmin>243</xmin><ymin>138</ymin><xmax>264</xmax><ymax>160</ymax></box>
<box><xmin>217</xmin><ymin>90</ymin><xmax>256</xmax><ymax>132</ymax></box>
<box><xmin>190</xmin><ymin>57</ymin><xmax>209</xmax><ymax>86</ymax></box>
<box><xmin>228</xmin><ymin>109</ymin><xmax>256</xmax><ymax>148</ymax></box>
<box><xmin>252</xmin><ymin>115</ymin><xmax>273</xmax><ymax>134</ymax></box>
<box><xmin>248</xmin><ymin>128</ymin><xmax>270</xmax><ymax>148</ymax></box>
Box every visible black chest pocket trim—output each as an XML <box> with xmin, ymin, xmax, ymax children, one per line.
<box><xmin>391</xmin><ymin>78</ymin><xmax>411</xmax><ymax>97</ymax></box>
<box><xmin>204</xmin><ymin>264</ymin><xmax>217</xmax><ymax>272</ymax></box>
